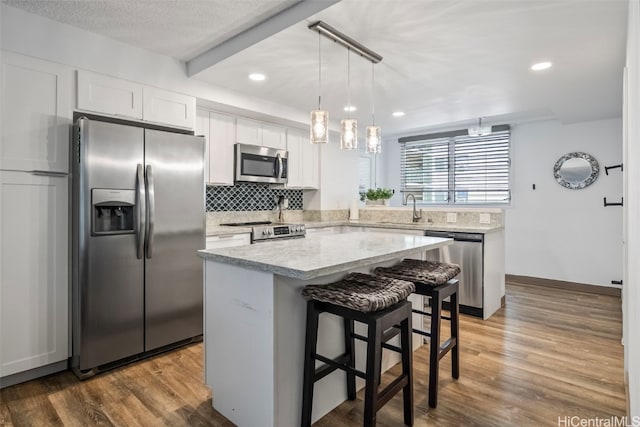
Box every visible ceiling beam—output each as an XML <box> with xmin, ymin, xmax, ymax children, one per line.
<box><xmin>187</xmin><ymin>0</ymin><xmax>341</xmax><ymax>77</ymax></box>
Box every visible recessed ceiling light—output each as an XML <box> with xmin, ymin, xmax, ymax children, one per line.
<box><xmin>392</xmin><ymin>111</ymin><xmax>405</xmax><ymax>117</ymax></box>
<box><xmin>344</xmin><ymin>105</ymin><xmax>357</xmax><ymax>112</ymax></box>
<box><xmin>248</xmin><ymin>73</ymin><xmax>266</xmax><ymax>81</ymax></box>
<box><xmin>530</xmin><ymin>61</ymin><xmax>552</xmax><ymax>71</ymax></box>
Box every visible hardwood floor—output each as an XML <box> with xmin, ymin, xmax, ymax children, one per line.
<box><xmin>0</xmin><ymin>283</ymin><xmax>625</xmax><ymax>426</ymax></box>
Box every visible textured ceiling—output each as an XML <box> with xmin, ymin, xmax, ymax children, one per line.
<box><xmin>194</xmin><ymin>0</ymin><xmax>628</xmax><ymax>135</ymax></box>
<box><xmin>2</xmin><ymin>0</ymin><xmax>300</xmax><ymax>60</ymax></box>
<box><xmin>3</xmin><ymin>0</ymin><xmax>628</xmax><ymax>136</ymax></box>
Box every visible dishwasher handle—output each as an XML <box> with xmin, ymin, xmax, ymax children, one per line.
<box><xmin>425</xmin><ymin>230</ymin><xmax>484</xmax><ymax>243</ymax></box>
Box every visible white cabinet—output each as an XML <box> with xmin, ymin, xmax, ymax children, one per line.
<box><xmin>237</xmin><ymin>118</ymin><xmax>286</xmax><ymax>150</ymax></box>
<box><xmin>142</xmin><ymin>86</ymin><xmax>196</xmax><ymax>130</ymax></box>
<box><xmin>1</xmin><ymin>52</ymin><xmax>72</xmax><ymax>173</ymax></box>
<box><xmin>0</xmin><ymin>171</ymin><xmax>69</xmax><ymax>377</ymax></box>
<box><xmin>206</xmin><ymin>233</ymin><xmax>251</xmax><ymax>249</ymax></box>
<box><xmin>209</xmin><ymin>113</ymin><xmax>236</xmax><ymax>185</ymax></box>
<box><xmin>262</xmin><ymin>123</ymin><xmax>286</xmax><ymax>150</ymax></box>
<box><xmin>196</xmin><ymin>109</ymin><xmax>211</xmax><ymax>183</ymax></box>
<box><xmin>197</xmin><ymin>109</ymin><xmax>235</xmax><ymax>186</ymax></box>
<box><xmin>236</xmin><ymin>118</ymin><xmax>261</xmax><ymax>146</ymax></box>
<box><xmin>77</xmin><ymin>69</ymin><xmax>143</xmax><ymax>119</ymax></box>
<box><xmin>286</xmin><ymin>128</ymin><xmax>319</xmax><ymax>189</ymax></box>
<box><xmin>77</xmin><ymin>70</ymin><xmax>195</xmax><ymax>129</ymax></box>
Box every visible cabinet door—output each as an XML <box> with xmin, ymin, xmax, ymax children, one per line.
<box><xmin>196</xmin><ymin>109</ymin><xmax>211</xmax><ymax>183</ymax></box>
<box><xmin>236</xmin><ymin>118</ymin><xmax>261</xmax><ymax>146</ymax></box>
<box><xmin>206</xmin><ymin>233</ymin><xmax>251</xmax><ymax>249</ymax></box>
<box><xmin>262</xmin><ymin>123</ymin><xmax>286</xmax><ymax>150</ymax></box>
<box><xmin>1</xmin><ymin>52</ymin><xmax>72</xmax><ymax>173</ymax></box>
<box><xmin>77</xmin><ymin>69</ymin><xmax>143</xmax><ymax>119</ymax></box>
<box><xmin>301</xmin><ymin>139</ymin><xmax>319</xmax><ymax>189</ymax></box>
<box><xmin>142</xmin><ymin>86</ymin><xmax>196</xmax><ymax>130</ymax></box>
<box><xmin>209</xmin><ymin>113</ymin><xmax>235</xmax><ymax>185</ymax></box>
<box><xmin>286</xmin><ymin>129</ymin><xmax>303</xmax><ymax>188</ymax></box>
<box><xmin>0</xmin><ymin>171</ymin><xmax>68</xmax><ymax>376</ymax></box>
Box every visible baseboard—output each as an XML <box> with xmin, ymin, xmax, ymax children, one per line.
<box><xmin>0</xmin><ymin>360</ymin><xmax>68</xmax><ymax>389</ymax></box>
<box><xmin>506</xmin><ymin>274</ymin><xmax>621</xmax><ymax>297</ymax></box>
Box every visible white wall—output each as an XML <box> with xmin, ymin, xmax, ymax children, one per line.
<box><xmin>623</xmin><ymin>0</ymin><xmax>639</xmax><ymax>417</ymax></box>
<box><xmin>506</xmin><ymin>118</ymin><xmax>623</xmax><ymax>287</ymax></box>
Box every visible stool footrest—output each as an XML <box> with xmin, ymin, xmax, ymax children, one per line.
<box><xmin>412</xmin><ymin>308</ymin><xmax>432</xmax><ymax>317</ymax></box>
<box><xmin>313</xmin><ymin>353</ymin><xmax>366</xmax><ymax>381</ymax></box>
<box><xmin>438</xmin><ymin>337</ymin><xmax>457</xmax><ymax>360</ymax></box>
<box><xmin>352</xmin><ymin>332</ymin><xmax>403</xmax><ymax>353</ymax></box>
<box><xmin>412</xmin><ymin>328</ymin><xmax>432</xmax><ymax>339</ymax></box>
<box><xmin>376</xmin><ymin>374</ymin><xmax>410</xmax><ymax>411</ymax></box>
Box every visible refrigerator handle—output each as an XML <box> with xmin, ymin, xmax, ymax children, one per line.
<box><xmin>136</xmin><ymin>164</ymin><xmax>146</xmax><ymax>259</ymax></box>
<box><xmin>145</xmin><ymin>164</ymin><xmax>155</xmax><ymax>258</ymax></box>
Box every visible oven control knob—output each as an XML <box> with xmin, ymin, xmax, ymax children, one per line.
<box><xmin>293</xmin><ymin>226</ymin><xmax>299</xmax><ymax>232</ymax></box>
<box><xmin>262</xmin><ymin>229</ymin><xmax>268</xmax><ymax>236</ymax></box>
<box><xmin>267</xmin><ymin>229</ymin><xmax>272</xmax><ymax>235</ymax></box>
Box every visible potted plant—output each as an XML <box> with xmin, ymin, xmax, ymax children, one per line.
<box><xmin>364</xmin><ymin>188</ymin><xmax>394</xmax><ymax>206</ymax></box>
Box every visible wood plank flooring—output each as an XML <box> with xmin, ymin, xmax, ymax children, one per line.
<box><xmin>0</xmin><ymin>283</ymin><xmax>626</xmax><ymax>426</ymax></box>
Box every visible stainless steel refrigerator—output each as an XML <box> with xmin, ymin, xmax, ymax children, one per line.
<box><xmin>71</xmin><ymin>117</ymin><xmax>205</xmax><ymax>377</ymax></box>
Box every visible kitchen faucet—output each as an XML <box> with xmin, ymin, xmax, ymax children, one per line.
<box><xmin>404</xmin><ymin>194</ymin><xmax>422</xmax><ymax>223</ymax></box>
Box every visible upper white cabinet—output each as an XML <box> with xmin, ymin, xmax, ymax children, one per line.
<box><xmin>0</xmin><ymin>171</ymin><xmax>69</xmax><ymax>377</ymax></box>
<box><xmin>142</xmin><ymin>86</ymin><xmax>196</xmax><ymax>130</ymax></box>
<box><xmin>196</xmin><ymin>109</ymin><xmax>211</xmax><ymax>183</ymax></box>
<box><xmin>262</xmin><ymin>123</ymin><xmax>286</xmax><ymax>150</ymax></box>
<box><xmin>286</xmin><ymin>128</ymin><xmax>319</xmax><ymax>189</ymax></box>
<box><xmin>1</xmin><ymin>52</ymin><xmax>72</xmax><ymax>173</ymax></box>
<box><xmin>209</xmin><ymin>112</ymin><xmax>235</xmax><ymax>185</ymax></box>
<box><xmin>77</xmin><ymin>70</ymin><xmax>143</xmax><ymax>120</ymax></box>
<box><xmin>77</xmin><ymin>70</ymin><xmax>195</xmax><ymax>130</ymax></box>
<box><xmin>236</xmin><ymin>118</ymin><xmax>286</xmax><ymax>150</ymax></box>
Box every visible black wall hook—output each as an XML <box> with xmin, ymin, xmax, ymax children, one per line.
<box><xmin>603</xmin><ymin>197</ymin><xmax>623</xmax><ymax>207</ymax></box>
<box><xmin>604</xmin><ymin>164</ymin><xmax>623</xmax><ymax>175</ymax></box>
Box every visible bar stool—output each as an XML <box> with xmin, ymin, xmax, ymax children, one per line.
<box><xmin>374</xmin><ymin>259</ymin><xmax>461</xmax><ymax>408</ymax></box>
<box><xmin>301</xmin><ymin>272</ymin><xmax>415</xmax><ymax>427</ymax></box>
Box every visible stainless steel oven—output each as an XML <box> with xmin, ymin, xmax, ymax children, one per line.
<box><xmin>235</xmin><ymin>143</ymin><xmax>287</xmax><ymax>184</ymax></box>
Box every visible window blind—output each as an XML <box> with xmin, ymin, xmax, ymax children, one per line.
<box><xmin>400</xmin><ymin>127</ymin><xmax>511</xmax><ymax>205</ymax></box>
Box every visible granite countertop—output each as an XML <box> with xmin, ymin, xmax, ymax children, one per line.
<box><xmin>198</xmin><ymin>231</ymin><xmax>452</xmax><ymax>280</ymax></box>
<box><xmin>206</xmin><ymin>219</ymin><xmax>502</xmax><ymax>237</ymax></box>
<box><xmin>304</xmin><ymin>220</ymin><xmax>503</xmax><ymax>233</ymax></box>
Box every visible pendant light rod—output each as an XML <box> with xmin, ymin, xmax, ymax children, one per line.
<box><xmin>308</xmin><ymin>20</ymin><xmax>383</xmax><ymax>64</ymax></box>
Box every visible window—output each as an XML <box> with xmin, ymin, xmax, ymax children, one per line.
<box><xmin>400</xmin><ymin>126</ymin><xmax>510</xmax><ymax>204</ymax></box>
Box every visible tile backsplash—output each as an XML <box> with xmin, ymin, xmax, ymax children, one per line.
<box><xmin>206</xmin><ymin>183</ymin><xmax>303</xmax><ymax>212</ymax></box>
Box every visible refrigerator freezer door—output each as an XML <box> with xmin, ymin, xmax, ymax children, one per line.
<box><xmin>143</xmin><ymin>129</ymin><xmax>205</xmax><ymax>351</ymax></box>
<box><xmin>76</xmin><ymin>119</ymin><xmax>145</xmax><ymax>371</ymax></box>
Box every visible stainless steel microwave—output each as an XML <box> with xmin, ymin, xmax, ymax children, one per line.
<box><xmin>235</xmin><ymin>143</ymin><xmax>288</xmax><ymax>184</ymax></box>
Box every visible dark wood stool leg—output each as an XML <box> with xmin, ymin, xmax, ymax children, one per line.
<box><xmin>301</xmin><ymin>301</ymin><xmax>320</xmax><ymax>427</ymax></box>
<box><xmin>363</xmin><ymin>317</ymin><xmax>382</xmax><ymax>427</ymax></box>
<box><xmin>343</xmin><ymin>317</ymin><xmax>356</xmax><ymax>400</ymax></box>
<box><xmin>400</xmin><ymin>308</ymin><xmax>414</xmax><ymax>426</ymax></box>
<box><xmin>428</xmin><ymin>288</ymin><xmax>442</xmax><ymax>408</ymax></box>
<box><xmin>450</xmin><ymin>287</ymin><xmax>460</xmax><ymax>379</ymax></box>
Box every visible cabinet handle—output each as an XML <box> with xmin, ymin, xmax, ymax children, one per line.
<box><xmin>31</xmin><ymin>170</ymin><xmax>68</xmax><ymax>177</ymax></box>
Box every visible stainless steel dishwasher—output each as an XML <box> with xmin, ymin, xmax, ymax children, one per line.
<box><xmin>424</xmin><ymin>231</ymin><xmax>484</xmax><ymax>318</ymax></box>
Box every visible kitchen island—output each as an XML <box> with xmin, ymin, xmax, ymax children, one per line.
<box><xmin>197</xmin><ymin>232</ymin><xmax>452</xmax><ymax>427</ymax></box>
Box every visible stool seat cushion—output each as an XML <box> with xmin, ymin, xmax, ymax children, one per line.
<box><xmin>374</xmin><ymin>259</ymin><xmax>461</xmax><ymax>287</ymax></box>
<box><xmin>302</xmin><ymin>272</ymin><xmax>415</xmax><ymax>313</ymax></box>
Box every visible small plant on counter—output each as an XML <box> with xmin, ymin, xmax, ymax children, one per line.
<box><xmin>365</xmin><ymin>188</ymin><xmax>394</xmax><ymax>201</ymax></box>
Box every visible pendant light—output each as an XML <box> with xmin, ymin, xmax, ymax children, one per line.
<box><xmin>366</xmin><ymin>61</ymin><xmax>381</xmax><ymax>154</ymax></box>
<box><xmin>310</xmin><ymin>30</ymin><xmax>328</xmax><ymax>144</ymax></box>
<box><xmin>340</xmin><ymin>47</ymin><xmax>357</xmax><ymax>150</ymax></box>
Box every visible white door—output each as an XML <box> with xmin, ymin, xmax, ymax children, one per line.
<box><xmin>76</xmin><ymin>70</ymin><xmax>143</xmax><ymax>120</ymax></box>
<box><xmin>302</xmin><ymin>140</ymin><xmax>319</xmax><ymax>189</ymax></box>
<box><xmin>0</xmin><ymin>171</ymin><xmax>69</xmax><ymax>376</ymax></box>
<box><xmin>236</xmin><ymin>118</ymin><xmax>261</xmax><ymax>146</ymax></box>
<box><xmin>196</xmin><ymin>109</ymin><xmax>211</xmax><ymax>183</ymax></box>
<box><xmin>1</xmin><ymin>52</ymin><xmax>72</xmax><ymax>173</ymax></box>
<box><xmin>286</xmin><ymin>129</ymin><xmax>303</xmax><ymax>188</ymax></box>
<box><xmin>142</xmin><ymin>86</ymin><xmax>196</xmax><ymax>130</ymax></box>
<box><xmin>262</xmin><ymin>123</ymin><xmax>286</xmax><ymax>150</ymax></box>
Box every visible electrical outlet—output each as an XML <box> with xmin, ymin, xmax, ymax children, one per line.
<box><xmin>446</xmin><ymin>212</ymin><xmax>457</xmax><ymax>223</ymax></box>
<box><xmin>479</xmin><ymin>213</ymin><xmax>491</xmax><ymax>224</ymax></box>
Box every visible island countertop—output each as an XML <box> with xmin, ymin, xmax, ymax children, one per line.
<box><xmin>198</xmin><ymin>231</ymin><xmax>452</xmax><ymax>280</ymax></box>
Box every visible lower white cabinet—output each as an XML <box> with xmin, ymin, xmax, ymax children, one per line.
<box><xmin>206</xmin><ymin>233</ymin><xmax>251</xmax><ymax>249</ymax></box>
<box><xmin>0</xmin><ymin>171</ymin><xmax>69</xmax><ymax>377</ymax></box>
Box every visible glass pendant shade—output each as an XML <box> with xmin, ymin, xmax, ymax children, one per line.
<box><xmin>340</xmin><ymin>119</ymin><xmax>358</xmax><ymax>149</ymax></box>
<box><xmin>365</xmin><ymin>125</ymin><xmax>381</xmax><ymax>153</ymax></box>
<box><xmin>310</xmin><ymin>110</ymin><xmax>329</xmax><ymax>144</ymax></box>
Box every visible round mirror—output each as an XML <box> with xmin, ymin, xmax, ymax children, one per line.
<box><xmin>553</xmin><ymin>152</ymin><xmax>599</xmax><ymax>189</ymax></box>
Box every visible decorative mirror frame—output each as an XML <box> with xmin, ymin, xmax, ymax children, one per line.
<box><xmin>553</xmin><ymin>151</ymin><xmax>600</xmax><ymax>190</ymax></box>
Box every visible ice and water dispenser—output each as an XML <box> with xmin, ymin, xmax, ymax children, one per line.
<box><xmin>91</xmin><ymin>189</ymin><xmax>136</xmax><ymax>234</ymax></box>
